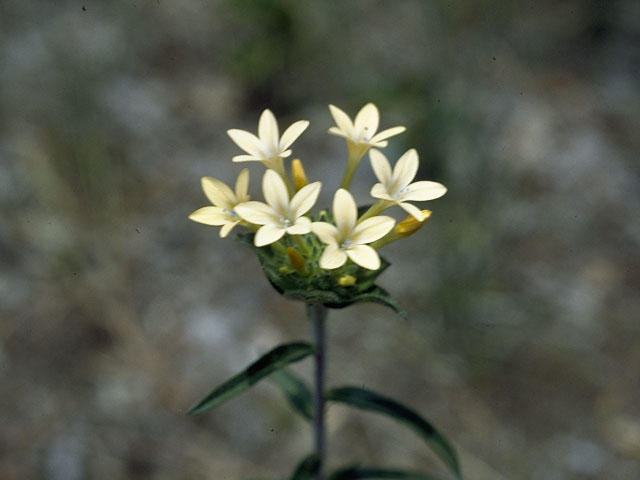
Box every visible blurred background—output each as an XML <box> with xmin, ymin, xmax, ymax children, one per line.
<box><xmin>1</xmin><ymin>0</ymin><xmax>639</xmax><ymax>479</ymax></box>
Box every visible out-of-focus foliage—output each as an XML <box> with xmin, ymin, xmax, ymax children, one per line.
<box><xmin>1</xmin><ymin>1</ymin><xmax>639</xmax><ymax>479</ymax></box>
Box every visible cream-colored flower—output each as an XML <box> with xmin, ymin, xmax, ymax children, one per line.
<box><xmin>227</xmin><ymin>109</ymin><xmax>309</xmax><ymax>173</ymax></box>
<box><xmin>235</xmin><ymin>169</ymin><xmax>321</xmax><ymax>247</ymax></box>
<box><xmin>370</xmin><ymin>148</ymin><xmax>447</xmax><ymax>221</ymax></box>
<box><xmin>188</xmin><ymin>169</ymin><xmax>250</xmax><ymax>238</ymax></box>
<box><xmin>328</xmin><ymin>103</ymin><xmax>406</xmax><ymax>150</ymax></box>
<box><xmin>311</xmin><ymin>189</ymin><xmax>395</xmax><ymax>270</ymax></box>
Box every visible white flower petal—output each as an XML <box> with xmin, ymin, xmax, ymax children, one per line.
<box><xmin>354</xmin><ymin>103</ymin><xmax>379</xmax><ymax>136</ymax></box>
<box><xmin>369</xmin><ymin>149</ymin><xmax>393</xmax><ymax>184</ymax></box>
<box><xmin>262</xmin><ymin>169</ymin><xmax>289</xmax><ymax>214</ymax></box>
<box><xmin>392</xmin><ymin>149</ymin><xmax>419</xmax><ymax>190</ymax></box>
<box><xmin>232</xmin><ymin>154</ymin><xmax>261</xmax><ymax>163</ymax></box>
<box><xmin>369</xmin><ymin>140</ymin><xmax>389</xmax><ymax>148</ymax></box>
<box><xmin>311</xmin><ymin>222</ymin><xmax>340</xmax><ymax>245</ymax></box>
<box><xmin>254</xmin><ymin>224</ymin><xmax>285</xmax><ymax>247</ymax></box>
<box><xmin>319</xmin><ymin>244</ymin><xmax>348</xmax><ymax>269</ymax></box>
<box><xmin>219</xmin><ymin>221</ymin><xmax>240</xmax><ymax>238</ymax></box>
<box><xmin>287</xmin><ymin>217</ymin><xmax>311</xmax><ymax>235</ymax></box>
<box><xmin>290</xmin><ymin>181</ymin><xmax>321</xmax><ymax>218</ymax></box>
<box><xmin>401</xmin><ymin>181</ymin><xmax>447</xmax><ymax>202</ymax></box>
<box><xmin>328</xmin><ymin>126</ymin><xmax>348</xmax><ymax>138</ymax></box>
<box><xmin>201</xmin><ymin>177</ymin><xmax>236</xmax><ymax>209</ymax></box>
<box><xmin>234</xmin><ymin>168</ymin><xmax>250</xmax><ymax>200</ymax></box>
<box><xmin>328</xmin><ymin>105</ymin><xmax>353</xmax><ymax>136</ymax></box>
<box><xmin>280</xmin><ymin>120</ymin><xmax>309</xmax><ymax>151</ymax></box>
<box><xmin>398</xmin><ymin>201</ymin><xmax>426</xmax><ymax>221</ymax></box>
<box><xmin>370</xmin><ymin>183</ymin><xmax>393</xmax><ymax>201</ymax></box>
<box><xmin>235</xmin><ymin>201</ymin><xmax>279</xmax><ymax>225</ymax></box>
<box><xmin>258</xmin><ymin>109</ymin><xmax>279</xmax><ymax>149</ymax></box>
<box><xmin>333</xmin><ymin>189</ymin><xmax>357</xmax><ymax>237</ymax></box>
<box><xmin>188</xmin><ymin>206</ymin><xmax>229</xmax><ymax>226</ymax></box>
<box><xmin>351</xmin><ymin>216</ymin><xmax>395</xmax><ymax>245</ymax></box>
<box><xmin>347</xmin><ymin>245</ymin><xmax>381</xmax><ymax>270</ymax></box>
<box><xmin>227</xmin><ymin>129</ymin><xmax>263</xmax><ymax>157</ymax></box>
<box><xmin>370</xmin><ymin>126</ymin><xmax>406</xmax><ymax>144</ymax></box>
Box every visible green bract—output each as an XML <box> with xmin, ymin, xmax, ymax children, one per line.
<box><xmin>235</xmin><ymin>210</ymin><xmax>405</xmax><ymax>317</ymax></box>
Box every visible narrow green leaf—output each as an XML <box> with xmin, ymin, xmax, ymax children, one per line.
<box><xmin>270</xmin><ymin>368</ymin><xmax>314</xmax><ymax>420</ymax></box>
<box><xmin>329</xmin><ymin>466</ymin><xmax>446</xmax><ymax>480</ymax></box>
<box><xmin>326</xmin><ymin>387</ymin><xmax>461</xmax><ymax>478</ymax></box>
<box><xmin>290</xmin><ymin>454</ymin><xmax>320</xmax><ymax>480</ymax></box>
<box><xmin>188</xmin><ymin>342</ymin><xmax>314</xmax><ymax>416</ymax></box>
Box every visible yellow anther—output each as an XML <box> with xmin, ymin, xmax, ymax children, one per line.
<box><xmin>338</xmin><ymin>274</ymin><xmax>356</xmax><ymax>287</ymax></box>
<box><xmin>287</xmin><ymin>247</ymin><xmax>305</xmax><ymax>271</ymax></box>
<box><xmin>291</xmin><ymin>158</ymin><xmax>308</xmax><ymax>191</ymax></box>
<box><xmin>395</xmin><ymin>210</ymin><xmax>431</xmax><ymax>236</ymax></box>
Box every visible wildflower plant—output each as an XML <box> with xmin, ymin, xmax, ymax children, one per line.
<box><xmin>188</xmin><ymin>104</ymin><xmax>460</xmax><ymax>479</ymax></box>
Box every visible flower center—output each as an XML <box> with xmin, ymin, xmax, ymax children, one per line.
<box><xmin>358</xmin><ymin>126</ymin><xmax>371</xmax><ymax>143</ymax></box>
<box><xmin>393</xmin><ymin>186</ymin><xmax>409</xmax><ymax>199</ymax></box>
<box><xmin>340</xmin><ymin>239</ymin><xmax>353</xmax><ymax>250</ymax></box>
<box><xmin>281</xmin><ymin>217</ymin><xmax>292</xmax><ymax>228</ymax></box>
<box><xmin>226</xmin><ymin>209</ymin><xmax>239</xmax><ymax>219</ymax></box>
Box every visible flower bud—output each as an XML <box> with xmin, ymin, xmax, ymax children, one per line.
<box><xmin>291</xmin><ymin>158</ymin><xmax>308</xmax><ymax>191</ymax></box>
<box><xmin>287</xmin><ymin>247</ymin><xmax>305</xmax><ymax>271</ymax></box>
<box><xmin>338</xmin><ymin>274</ymin><xmax>356</xmax><ymax>286</ymax></box>
<box><xmin>395</xmin><ymin>210</ymin><xmax>431</xmax><ymax>237</ymax></box>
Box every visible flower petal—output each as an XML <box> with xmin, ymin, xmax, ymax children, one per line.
<box><xmin>235</xmin><ymin>201</ymin><xmax>279</xmax><ymax>225</ymax></box>
<box><xmin>351</xmin><ymin>216</ymin><xmax>395</xmax><ymax>244</ymax></box>
<box><xmin>333</xmin><ymin>189</ymin><xmax>357</xmax><ymax>238</ymax></box>
<box><xmin>219</xmin><ymin>221</ymin><xmax>240</xmax><ymax>238</ymax></box>
<box><xmin>262</xmin><ymin>169</ymin><xmax>289</xmax><ymax>214</ymax></box>
<box><xmin>201</xmin><ymin>177</ymin><xmax>236</xmax><ymax>209</ymax></box>
<box><xmin>280</xmin><ymin>120</ymin><xmax>309</xmax><ymax>151</ymax></box>
<box><xmin>319</xmin><ymin>244</ymin><xmax>348</xmax><ymax>269</ymax></box>
<box><xmin>232</xmin><ymin>154</ymin><xmax>261</xmax><ymax>163</ymax></box>
<box><xmin>254</xmin><ymin>224</ymin><xmax>285</xmax><ymax>247</ymax></box>
<box><xmin>290</xmin><ymin>181</ymin><xmax>321</xmax><ymax>218</ymax></box>
<box><xmin>354</xmin><ymin>103</ymin><xmax>379</xmax><ymax>136</ymax></box>
<box><xmin>311</xmin><ymin>222</ymin><xmax>340</xmax><ymax>245</ymax></box>
<box><xmin>398</xmin><ymin>201</ymin><xmax>426</xmax><ymax>221</ymax></box>
<box><xmin>370</xmin><ymin>183</ymin><xmax>393</xmax><ymax>201</ymax></box>
<box><xmin>400</xmin><ymin>181</ymin><xmax>447</xmax><ymax>202</ymax></box>
<box><xmin>258</xmin><ymin>109</ymin><xmax>279</xmax><ymax>150</ymax></box>
<box><xmin>234</xmin><ymin>168</ymin><xmax>250</xmax><ymax>200</ymax></box>
<box><xmin>370</xmin><ymin>126</ymin><xmax>406</xmax><ymax>144</ymax></box>
<box><xmin>287</xmin><ymin>216</ymin><xmax>312</xmax><ymax>235</ymax></box>
<box><xmin>347</xmin><ymin>244</ymin><xmax>381</xmax><ymax>270</ymax></box>
<box><xmin>369</xmin><ymin>149</ymin><xmax>393</xmax><ymax>184</ymax></box>
<box><xmin>227</xmin><ymin>129</ymin><xmax>263</xmax><ymax>157</ymax></box>
<box><xmin>392</xmin><ymin>149</ymin><xmax>419</xmax><ymax>190</ymax></box>
<box><xmin>327</xmin><ymin>126</ymin><xmax>348</xmax><ymax>138</ymax></box>
<box><xmin>328</xmin><ymin>105</ymin><xmax>353</xmax><ymax>136</ymax></box>
<box><xmin>188</xmin><ymin>206</ymin><xmax>229</xmax><ymax>225</ymax></box>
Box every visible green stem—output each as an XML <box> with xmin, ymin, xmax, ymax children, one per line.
<box><xmin>308</xmin><ymin>303</ymin><xmax>328</xmax><ymax>480</ymax></box>
<box><xmin>357</xmin><ymin>199</ymin><xmax>391</xmax><ymax>223</ymax></box>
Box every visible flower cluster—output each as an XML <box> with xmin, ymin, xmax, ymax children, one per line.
<box><xmin>190</xmin><ymin>104</ymin><xmax>447</xmax><ymax>307</ymax></box>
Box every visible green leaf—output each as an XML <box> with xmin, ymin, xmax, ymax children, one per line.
<box><xmin>290</xmin><ymin>454</ymin><xmax>320</xmax><ymax>480</ymax></box>
<box><xmin>187</xmin><ymin>342</ymin><xmax>314</xmax><ymax>416</ymax></box>
<box><xmin>326</xmin><ymin>387</ymin><xmax>461</xmax><ymax>478</ymax></box>
<box><xmin>329</xmin><ymin>466</ymin><xmax>446</xmax><ymax>480</ymax></box>
<box><xmin>270</xmin><ymin>368</ymin><xmax>314</xmax><ymax>420</ymax></box>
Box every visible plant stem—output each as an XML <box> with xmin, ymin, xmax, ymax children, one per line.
<box><xmin>308</xmin><ymin>303</ymin><xmax>328</xmax><ymax>480</ymax></box>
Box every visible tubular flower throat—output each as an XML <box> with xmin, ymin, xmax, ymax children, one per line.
<box><xmin>311</xmin><ymin>189</ymin><xmax>395</xmax><ymax>270</ymax></box>
<box><xmin>227</xmin><ymin>109</ymin><xmax>309</xmax><ymax>175</ymax></box>
<box><xmin>369</xmin><ymin>148</ymin><xmax>447</xmax><ymax>221</ymax></box>
<box><xmin>235</xmin><ymin>169</ymin><xmax>321</xmax><ymax>247</ymax></box>
<box><xmin>188</xmin><ymin>168</ymin><xmax>250</xmax><ymax>238</ymax></box>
